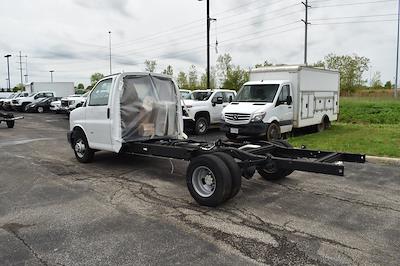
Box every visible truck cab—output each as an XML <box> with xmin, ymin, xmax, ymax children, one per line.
<box><xmin>222</xmin><ymin>81</ymin><xmax>293</xmax><ymax>140</ymax></box>
<box><xmin>183</xmin><ymin>89</ymin><xmax>236</xmax><ymax>135</ymax></box>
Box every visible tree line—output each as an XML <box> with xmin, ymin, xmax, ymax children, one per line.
<box><xmin>86</xmin><ymin>53</ymin><xmax>392</xmax><ymax>94</ymax></box>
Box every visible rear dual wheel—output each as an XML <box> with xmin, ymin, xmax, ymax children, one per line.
<box><xmin>186</xmin><ymin>153</ymin><xmax>242</xmax><ymax>207</ymax></box>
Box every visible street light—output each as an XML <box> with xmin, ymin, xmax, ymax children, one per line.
<box><xmin>49</xmin><ymin>70</ymin><xmax>54</xmax><ymax>82</ymax></box>
<box><xmin>109</xmin><ymin>31</ymin><xmax>112</xmax><ymax>75</ymax></box>
<box><xmin>4</xmin><ymin>54</ymin><xmax>11</xmax><ymax>90</ymax></box>
<box><xmin>198</xmin><ymin>0</ymin><xmax>214</xmax><ymax>90</ymax></box>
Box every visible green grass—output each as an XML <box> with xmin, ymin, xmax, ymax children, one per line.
<box><xmin>288</xmin><ymin>97</ymin><xmax>400</xmax><ymax>158</ymax></box>
<box><xmin>289</xmin><ymin>123</ymin><xmax>400</xmax><ymax>158</ymax></box>
<box><xmin>339</xmin><ymin>97</ymin><xmax>400</xmax><ymax>124</ymax></box>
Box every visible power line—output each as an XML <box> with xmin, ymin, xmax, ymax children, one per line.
<box><xmin>313</xmin><ymin>0</ymin><xmax>396</xmax><ymax>8</ymax></box>
<box><xmin>312</xmin><ymin>13</ymin><xmax>397</xmax><ymax>21</ymax></box>
<box><xmin>312</xmin><ymin>19</ymin><xmax>397</xmax><ymax>25</ymax></box>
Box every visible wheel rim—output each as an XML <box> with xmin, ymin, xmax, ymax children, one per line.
<box><xmin>74</xmin><ymin>139</ymin><xmax>86</xmax><ymax>158</ymax></box>
<box><xmin>38</xmin><ymin>107</ymin><xmax>43</xmax><ymax>113</ymax></box>
<box><xmin>197</xmin><ymin>119</ymin><xmax>207</xmax><ymax>133</ymax></box>
<box><xmin>192</xmin><ymin>166</ymin><xmax>216</xmax><ymax>197</ymax></box>
<box><xmin>24</xmin><ymin>105</ymin><xmax>29</xmax><ymax>111</ymax></box>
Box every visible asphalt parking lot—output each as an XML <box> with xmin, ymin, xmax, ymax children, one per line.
<box><xmin>1</xmin><ymin>112</ymin><xmax>399</xmax><ymax>265</ymax></box>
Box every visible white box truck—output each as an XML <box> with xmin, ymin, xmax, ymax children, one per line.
<box><xmin>221</xmin><ymin>65</ymin><xmax>340</xmax><ymax>140</ymax></box>
<box><xmin>25</xmin><ymin>82</ymin><xmax>74</xmax><ymax>97</ymax></box>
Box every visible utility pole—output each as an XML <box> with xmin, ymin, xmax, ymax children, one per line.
<box><xmin>301</xmin><ymin>0</ymin><xmax>311</xmax><ymax>66</ymax></box>
<box><xmin>198</xmin><ymin>0</ymin><xmax>216</xmax><ymax>89</ymax></box>
<box><xmin>4</xmin><ymin>54</ymin><xmax>11</xmax><ymax>90</ymax></box>
<box><xmin>49</xmin><ymin>70</ymin><xmax>54</xmax><ymax>82</ymax></box>
<box><xmin>24</xmin><ymin>55</ymin><xmax>28</xmax><ymax>83</ymax></box>
<box><xmin>395</xmin><ymin>0</ymin><xmax>399</xmax><ymax>98</ymax></box>
<box><xmin>18</xmin><ymin>51</ymin><xmax>23</xmax><ymax>85</ymax></box>
<box><xmin>109</xmin><ymin>31</ymin><xmax>112</xmax><ymax>75</ymax></box>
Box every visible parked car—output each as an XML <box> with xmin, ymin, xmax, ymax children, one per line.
<box><xmin>221</xmin><ymin>65</ymin><xmax>340</xmax><ymax>140</ymax></box>
<box><xmin>2</xmin><ymin>92</ymin><xmax>29</xmax><ymax>111</ymax></box>
<box><xmin>60</xmin><ymin>92</ymin><xmax>89</xmax><ymax>114</ymax></box>
<box><xmin>11</xmin><ymin>91</ymin><xmax>55</xmax><ymax>112</ymax></box>
<box><xmin>25</xmin><ymin>97</ymin><xmax>61</xmax><ymax>113</ymax></box>
<box><xmin>50</xmin><ymin>99</ymin><xmax>62</xmax><ymax>113</ymax></box>
<box><xmin>0</xmin><ymin>93</ymin><xmax>16</xmax><ymax>110</ymax></box>
<box><xmin>182</xmin><ymin>89</ymin><xmax>236</xmax><ymax>134</ymax></box>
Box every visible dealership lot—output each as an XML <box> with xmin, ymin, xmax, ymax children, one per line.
<box><xmin>1</xmin><ymin>113</ymin><xmax>399</xmax><ymax>265</ymax></box>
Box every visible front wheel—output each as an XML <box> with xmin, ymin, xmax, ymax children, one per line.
<box><xmin>194</xmin><ymin>116</ymin><xmax>209</xmax><ymax>135</ymax></box>
<box><xmin>73</xmin><ymin>131</ymin><xmax>94</xmax><ymax>163</ymax></box>
<box><xmin>257</xmin><ymin>140</ymin><xmax>294</xmax><ymax>180</ymax></box>
<box><xmin>186</xmin><ymin>154</ymin><xmax>232</xmax><ymax>207</ymax></box>
<box><xmin>6</xmin><ymin>120</ymin><xmax>14</xmax><ymax>128</ymax></box>
<box><xmin>37</xmin><ymin>106</ymin><xmax>44</xmax><ymax>113</ymax></box>
<box><xmin>22</xmin><ymin>103</ymin><xmax>29</xmax><ymax>113</ymax></box>
<box><xmin>266</xmin><ymin>122</ymin><xmax>281</xmax><ymax>141</ymax></box>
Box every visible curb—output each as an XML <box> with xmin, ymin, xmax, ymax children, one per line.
<box><xmin>367</xmin><ymin>156</ymin><xmax>400</xmax><ymax>167</ymax></box>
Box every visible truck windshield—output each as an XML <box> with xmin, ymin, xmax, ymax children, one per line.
<box><xmin>190</xmin><ymin>91</ymin><xmax>212</xmax><ymax>101</ymax></box>
<box><xmin>235</xmin><ymin>84</ymin><xmax>279</xmax><ymax>102</ymax></box>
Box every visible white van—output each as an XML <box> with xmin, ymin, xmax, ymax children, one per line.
<box><xmin>221</xmin><ymin>66</ymin><xmax>340</xmax><ymax>140</ymax></box>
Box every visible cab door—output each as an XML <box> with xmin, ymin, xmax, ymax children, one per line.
<box><xmin>84</xmin><ymin>78</ymin><xmax>113</xmax><ymax>151</ymax></box>
<box><xmin>275</xmin><ymin>84</ymin><xmax>294</xmax><ymax>133</ymax></box>
<box><xmin>210</xmin><ymin>92</ymin><xmax>224</xmax><ymax>123</ymax></box>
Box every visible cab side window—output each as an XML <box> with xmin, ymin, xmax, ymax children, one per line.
<box><xmin>89</xmin><ymin>79</ymin><xmax>112</xmax><ymax>106</ymax></box>
<box><xmin>278</xmin><ymin>85</ymin><xmax>291</xmax><ymax>104</ymax></box>
<box><xmin>212</xmin><ymin>92</ymin><xmax>223</xmax><ymax>102</ymax></box>
<box><xmin>223</xmin><ymin>92</ymin><xmax>235</xmax><ymax>103</ymax></box>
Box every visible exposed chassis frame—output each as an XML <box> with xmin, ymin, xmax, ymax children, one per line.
<box><xmin>123</xmin><ymin>139</ymin><xmax>365</xmax><ymax>177</ymax></box>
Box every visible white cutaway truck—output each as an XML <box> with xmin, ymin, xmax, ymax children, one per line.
<box><xmin>68</xmin><ymin>72</ymin><xmax>364</xmax><ymax>207</ymax></box>
<box><xmin>221</xmin><ymin>66</ymin><xmax>340</xmax><ymax>140</ymax></box>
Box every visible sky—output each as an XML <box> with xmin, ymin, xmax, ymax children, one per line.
<box><xmin>0</xmin><ymin>0</ymin><xmax>398</xmax><ymax>87</ymax></box>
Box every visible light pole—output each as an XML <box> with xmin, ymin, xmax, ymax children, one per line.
<box><xmin>198</xmin><ymin>0</ymin><xmax>212</xmax><ymax>89</ymax></box>
<box><xmin>109</xmin><ymin>31</ymin><xmax>112</xmax><ymax>75</ymax></box>
<box><xmin>4</xmin><ymin>54</ymin><xmax>11</xmax><ymax>90</ymax></box>
<box><xmin>49</xmin><ymin>70</ymin><xmax>54</xmax><ymax>82</ymax></box>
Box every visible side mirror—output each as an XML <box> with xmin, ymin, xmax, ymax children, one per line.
<box><xmin>216</xmin><ymin>97</ymin><xmax>223</xmax><ymax>104</ymax></box>
<box><xmin>76</xmin><ymin>103</ymin><xmax>83</xmax><ymax>108</ymax></box>
<box><xmin>228</xmin><ymin>96</ymin><xmax>233</xmax><ymax>103</ymax></box>
<box><xmin>34</xmin><ymin>95</ymin><xmax>38</xmax><ymax>99</ymax></box>
<box><xmin>287</xmin><ymin>96</ymin><xmax>293</xmax><ymax>105</ymax></box>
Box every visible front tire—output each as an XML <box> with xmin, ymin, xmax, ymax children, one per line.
<box><xmin>266</xmin><ymin>122</ymin><xmax>281</xmax><ymax>141</ymax></box>
<box><xmin>72</xmin><ymin>131</ymin><xmax>94</xmax><ymax>163</ymax></box>
<box><xmin>194</xmin><ymin>116</ymin><xmax>209</xmax><ymax>135</ymax></box>
<box><xmin>186</xmin><ymin>154</ymin><xmax>232</xmax><ymax>207</ymax></box>
<box><xmin>22</xmin><ymin>103</ymin><xmax>29</xmax><ymax>113</ymax></box>
<box><xmin>257</xmin><ymin>140</ymin><xmax>294</xmax><ymax>180</ymax></box>
<box><xmin>37</xmin><ymin>106</ymin><xmax>44</xmax><ymax>113</ymax></box>
<box><xmin>6</xmin><ymin>120</ymin><xmax>14</xmax><ymax>128</ymax></box>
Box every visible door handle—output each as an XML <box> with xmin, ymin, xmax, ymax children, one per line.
<box><xmin>288</xmin><ymin>106</ymin><xmax>292</xmax><ymax>109</ymax></box>
<box><xmin>107</xmin><ymin>108</ymin><xmax>110</xmax><ymax>119</ymax></box>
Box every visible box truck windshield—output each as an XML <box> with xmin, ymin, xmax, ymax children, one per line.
<box><xmin>235</xmin><ymin>84</ymin><xmax>279</xmax><ymax>102</ymax></box>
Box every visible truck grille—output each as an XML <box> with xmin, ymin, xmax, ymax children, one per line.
<box><xmin>61</xmin><ymin>100</ymin><xmax>69</xmax><ymax>107</ymax></box>
<box><xmin>224</xmin><ymin>113</ymin><xmax>251</xmax><ymax>124</ymax></box>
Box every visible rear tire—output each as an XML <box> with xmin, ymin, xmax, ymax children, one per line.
<box><xmin>72</xmin><ymin>131</ymin><xmax>94</xmax><ymax>163</ymax></box>
<box><xmin>214</xmin><ymin>152</ymin><xmax>242</xmax><ymax>199</ymax></box>
<box><xmin>6</xmin><ymin>120</ymin><xmax>14</xmax><ymax>128</ymax></box>
<box><xmin>186</xmin><ymin>154</ymin><xmax>232</xmax><ymax>207</ymax></box>
<box><xmin>257</xmin><ymin>140</ymin><xmax>294</xmax><ymax>180</ymax></box>
<box><xmin>194</xmin><ymin>116</ymin><xmax>209</xmax><ymax>135</ymax></box>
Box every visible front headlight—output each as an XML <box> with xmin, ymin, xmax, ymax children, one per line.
<box><xmin>251</xmin><ymin>112</ymin><xmax>266</xmax><ymax>122</ymax></box>
<box><xmin>221</xmin><ymin>113</ymin><xmax>225</xmax><ymax>120</ymax></box>
<box><xmin>69</xmin><ymin>100</ymin><xmax>76</xmax><ymax>105</ymax></box>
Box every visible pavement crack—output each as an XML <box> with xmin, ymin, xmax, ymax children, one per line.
<box><xmin>274</xmin><ymin>182</ymin><xmax>400</xmax><ymax>213</ymax></box>
<box><xmin>1</xmin><ymin>223</ymin><xmax>52</xmax><ymax>266</ymax></box>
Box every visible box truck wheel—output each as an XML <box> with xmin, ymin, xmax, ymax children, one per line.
<box><xmin>186</xmin><ymin>154</ymin><xmax>232</xmax><ymax>207</ymax></box>
<box><xmin>214</xmin><ymin>152</ymin><xmax>242</xmax><ymax>199</ymax></box>
<box><xmin>72</xmin><ymin>130</ymin><xmax>94</xmax><ymax>163</ymax></box>
<box><xmin>317</xmin><ymin>116</ymin><xmax>331</xmax><ymax>132</ymax></box>
<box><xmin>257</xmin><ymin>140</ymin><xmax>294</xmax><ymax>180</ymax></box>
<box><xmin>266</xmin><ymin>122</ymin><xmax>281</xmax><ymax>141</ymax></box>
